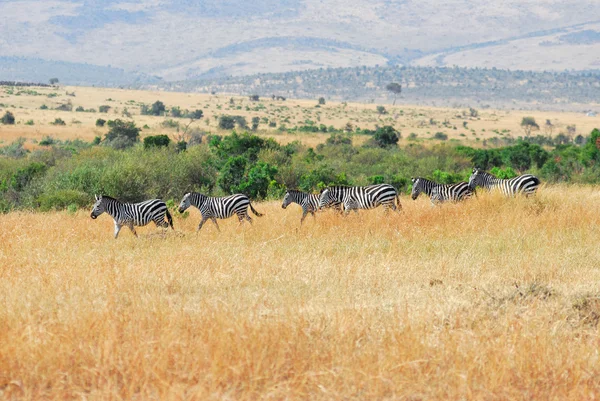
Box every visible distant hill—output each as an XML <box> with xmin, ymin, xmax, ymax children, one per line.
<box><xmin>144</xmin><ymin>65</ymin><xmax>600</xmax><ymax>109</ymax></box>
<box><xmin>0</xmin><ymin>57</ymin><xmax>159</xmax><ymax>87</ymax></box>
<box><xmin>1</xmin><ymin>0</ymin><xmax>600</xmax><ymax>82</ymax></box>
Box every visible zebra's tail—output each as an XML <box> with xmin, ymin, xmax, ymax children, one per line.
<box><xmin>249</xmin><ymin>203</ymin><xmax>264</xmax><ymax>217</ymax></box>
<box><xmin>165</xmin><ymin>209</ymin><xmax>174</xmax><ymax>229</ymax></box>
<box><xmin>396</xmin><ymin>193</ymin><xmax>403</xmax><ymax>210</ymax></box>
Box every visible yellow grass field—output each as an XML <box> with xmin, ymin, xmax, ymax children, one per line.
<box><xmin>1</xmin><ymin>187</ymin><xmax>600</xmax><ymax>400</ymax></box>
<box><xmin>1</xmin><ymin>85</ymin><xmax>599</xmax><ymax>149</ymax></box>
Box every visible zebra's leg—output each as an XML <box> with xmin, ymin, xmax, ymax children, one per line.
<box><xmin>210</xmin><ymin>217</ymin><xmax>221</xmax><ymax>232</ymax></box>
<box><xmin>113</xmin><ymin>222</ymin><xmax>122</xmax><ymax>239</ymax></box>
<box><xmin>300</xmin><ymin>210</ymin><xmax>308</xmax><ymax>225</ymax></box>
<box><xmin>127</xmin><ymin>222</ymin><xmax>138</xmax><ymax>238</ymax></box>
<box><xmin>197</xmin><ymin>217</ymin><xmax>208</xmax><ymax>233</ymax></box>
<box><xmin>245</xmin><ymin>213</ymin><xmax>253</xmax><ymax>225</ymax></box>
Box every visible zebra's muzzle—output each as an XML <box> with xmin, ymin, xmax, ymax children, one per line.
<box><xmin>90</xmin><ymin>214</ymin><xmax>97</xmax><ymax>219</ymax></box>
<box><xmin>281</xmin><ymin>204</ymin><xmax>287</xmax><ymax>209</ymax></box>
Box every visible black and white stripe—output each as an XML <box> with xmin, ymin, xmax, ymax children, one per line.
<box><xmin>281</xmin><ymin>189</ymin><xmax>342</xmax><ymax>224</ymax></box>
<box><xmin>178</xmin><ymin>192</ymin><xmax>263</xmax><ymax>232</ymax></box>
<box><xmin>318</xmin><ymin>184</ymin><xmax>401</xmax><ymax>214</ymax></box>
<box><xmin>468</xmin><ymin>168</ymin><xmax>540</xmax><ymax>196</ymax></box>
<box><xmin>90</xmin><ymin>195</ymin><xmax>173</xmax><ymax>238</ymax></box>
<box><xmin>411</xmin><ymin>177</ymin><xmax>474</xmax><ymax>205</ymax></box>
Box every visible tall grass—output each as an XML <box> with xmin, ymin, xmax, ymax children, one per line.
<box><xmin>1</xmin><ymin>186</ymin><xmax>600</xmax><ymax>400</ymax></box>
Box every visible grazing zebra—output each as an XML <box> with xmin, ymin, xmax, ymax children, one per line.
<box><xmin>178</xmin><ymin>192</ymin><xmax>263</xmax><ymax>232</ymax></box>
<box><xmin>90</xmin><ymin>195</ymin><xmax>173</xmax><ymax>239</ymax></box>
<box><xmin>318</xmin><ymin>184</ymin><xmax>401</xmax><ymax>214</ymax></box>
<box><xmin>468</xmin><ymin>168</ymin><xmax>540</xmax><ymax>196</ymax></box>
<box><xmin>281</xmin><ymin>189</ymin><xmax>342</xmax><ymax>224</ymax></box>
<box><xmin>411</xmin><ymin>177</ymin><xmax>474</xmax><ymax>205</ymax></box>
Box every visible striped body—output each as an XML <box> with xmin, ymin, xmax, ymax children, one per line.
<box><xmin>90</xmin><ymin>195</ymin><xmax>173</xmax><ymax>238</ymax></box>
<box><xmin>178</xmin><ymin>192</ymin><xmax>263</xmax><ymax>232</ymax></box>
<box><xmin>282</xmin><ymin>189</ymin><xmax>342</xmax><ymax>223</ymax></box>
<box><xmin>469</xmin><ymin>168</ymin><xmax>540</xmax><ymax>196</ymax></box>
<box><xmin>318</xmin><ymin>184</ymin><xmax>401</xmax><ymax>214</ymax></box>
<box><xmin>411</xmin><ymin>177</ymin><xmax>474</xmax><ymax>204</ymax></box>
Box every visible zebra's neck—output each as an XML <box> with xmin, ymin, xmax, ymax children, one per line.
<box><xmin>417</xmin><ymin>179</ymin><xmax>440</xmax><ymax>195</ymax></box>
<box><xmin>190</xmin><ymin>193</ymin><xmax>207</xmax><ymax>207</ymax></box>
<box><xmin>103</xmin><ymin>198</ymin><xmax>125</xmax><ymax>218</ymax></box>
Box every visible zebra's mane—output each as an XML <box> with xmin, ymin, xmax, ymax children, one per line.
<box><xmin>99</xmin><ymin>195</ymin><xmax>120</xmax><ymax>202</ymax></box>
<box><xmin>286</xmin><ymin>189</ymin><xmax>310</xmax><ymax>195</ymax></box>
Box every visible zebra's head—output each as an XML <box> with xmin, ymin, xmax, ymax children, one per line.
<box><xmin>318</xmin><ymin>188</ymin><xmax>334</xmax><ymax>209</ymax></box>
<box><xmin>90</xmin><ymin>195</ymin><xmax>105</xmax><ymax>219</ymax></box>
<box><xmin>178</xmin><ymin>193</ymin><xmax>192</xmax><ymax>213</ymax></box>
<box><xmin>469</xmin><ymin>168</ymin><xmax>483</xmax><ymax>188</ymax></box>
<box><xmin>281</xmin><ymin>190</ymin><xmax>292</xmax><ymax>209</ymax></box>
<box><xmin>410</xmin><ymin>178</ymin><xmax>422</xmax><ymax>200</ymax></box>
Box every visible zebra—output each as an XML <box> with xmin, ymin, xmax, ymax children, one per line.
<box><xmin>178</xmin><ymin>192</ymin><xmax>263</xmax><ymax>232</ymax></box>
<box><xmin>411</xmin><ymin>177</ymin><xmax>474</xmax><ymax>205</ymax></box>
<box><xmin>90</xmin><ymin>195</ymin><xmax>174</xmax><ymax>239</ymax></box>
<box><xmin>468</xmin><ymin>167</ymin><xmax>540</xmax><ymax>196</ymax></box>
<box><xmin>318</xmin><ymin>184</ymin><xmax>401</xmax><ymax>214</ymax></box>
<box><xmin>281</xmin><ymin>189</ymin><xmax>343</xmax><ymax>224</ymax></box>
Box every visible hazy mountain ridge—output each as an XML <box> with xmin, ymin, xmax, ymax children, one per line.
<box><xmin>1</xmin><ymin>0</ymin><xmax>600</xmax><ymax>83</ymax></box>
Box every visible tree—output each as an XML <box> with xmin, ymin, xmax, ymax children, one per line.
<box><xmin>186</xmin><ymin>109</ymin><xmax>203</xmax><ymax>119</ymax></box>
<box><xmin>376</xmin><ymin>105</ymin><xmax>387</xmax><ymax>115</ymax></box>
<box><xmin>150</xmin><ymin>101</ymin><xmax>166</xmax><ymax>116</ymax></box>
<box><xmin>385</xmin><ymin>82</ymin><xmax>402</xmax><ymax>105</ymax></box>
<box><xmin>521</xmin><ymin>117</ymin><xmax>539</xmax><ymax>137</ymax></box>
<box><xmin>249</xmin><ymin>95</ymin><xmax>260</xmax><ymax>102</ymax></box>
<box><xmin>49</xmin><ymin>78</ymin><xmax>59</xmax><ymax>85</ymax></box>
<box><xmin>95</xmin><ymin>118</ymin><xmax>106</xmax><ymax>127</ymax></box>
<box><xmin>143</xmin><ymin>135</ymin><xmax>171</xmax><ymax>149</ymax></box>
<box><xmin>544</xmin><ymin>119</ymin><xmax>554</xmax><ymax>136</ymax></box>
<box><xmin>1</xmin><ymin>111</ymin><xmax>15</xmax><ymax>125</ymax></box>
<box><xmin>218</xmin><ymin>116</ymin><xmax>236</xmax><ymax>130</ymax></box>
<box><xmin>318</xmin><ymin>97</ymin><xmax>326</xmax><ymax>105</ymax></box>
<box><xmin>251</xmin><ymin>116</ymin><xmax>260</xmax><ymax>131</ymax></box>
<box><xmin>104</xmin><ymin>119</ymin><xmax>140</xmax><ymax>149</ymax></box>
<box><xmin>373</xmin><ymin>126</ymin><xmax>400</xmax><ymax>147</ymax></box>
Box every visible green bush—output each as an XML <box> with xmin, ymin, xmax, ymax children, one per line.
<box><xmin>38</xmin><ymin>190</ymin><xmax>90</xmax><ymax>211</ymax></box>
<box><xmin>144</xmin><ymin>135</ymin><xmax>171</xmax><ymax>149</ymax></box>
<box><xmin>96</xmin><ymin>118</ymin><xmax>106</xmax><ymax>127</ymax></box>
<box><xmin>1</xmin><ymin>111</ymin><xmax>15</xmax><ymax>125</ymax></box>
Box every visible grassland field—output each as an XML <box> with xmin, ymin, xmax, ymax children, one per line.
<box><xmin>1</xmin><ymin>85</ymin><xmax>599</xmax><ymax>149</ymax></box>
<box><xmin>1</xmin><ymin>187</ymin><xmax>600</xmax><ymax>400</ymax></box>
<box><xmin>1</xmin><ymin>85</ymin><xmax>600</xmax><ymax>399</ymax></box>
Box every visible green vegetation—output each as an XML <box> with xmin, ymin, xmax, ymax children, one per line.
<box><xmin>1</xmin><ymin>111</ymin><xmax>15</xmax><ymax>125</ymax></box>
<box><xmin>0</xmin><ymin>127</ymin><xmax>599</xmax><ymax>212</ymax></box>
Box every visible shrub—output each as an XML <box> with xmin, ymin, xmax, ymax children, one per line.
<box><xmin>373</xmin><ymin>126</ymin><xmax>399</xmax><ymax>148</ymax></box>
<box><xmin>38</xmin><ymin>190</ymin><xmax>90</xmax><ymax>211</ymax></box>
<box><xmin>75</xmin><ymin>106</ymin><xmax>85</xmax><ymax>112</ymax></box>
<box><xmin>25</xmin><ymin>119</ymin><xmax>34</xmax><ymax>126</ymax></box>
<box><xmin>143</xmin><ymin>135</ymin><xmax>171</xmax><ymax>149</ymax></box>
<box><xmin>318</xmin><ymin>97</ymin><xmax>326</xmax><ymax>105</ymax></box>
<box><xmin>104</xmin><ymin>120</ymin><xmax>140</xmax><ymax>149</ymax></box>
<box><xmin>40</xmin><ymin>104</ymin><xmax>49</xmax><ymax>110</ymax></box>
<box><xmin>1</xmin><ymin>111</ymin><xmax>15</xmax><ymax>125</ymax></box>
<box><xmin>99</xmin><ymin>105</ymin><xmax>111</xmax><ymax>113</ymax></box>
<box><xmin>39</xmin><ymin>136</ymin><xmax>58</xmax><ymax>146</ymax></box>
<box><xmin>376</xmin><ymin>105</ymin><xmax>387</xmax><ymax>115</ymax></box>
<box><xmin>52</xmin><ymin>118</ymin><xmax>66</xmax><ymax>126</ymax></box>
<box><xmin>218</xmin><ymin>116</ymin><xmax>236</xmax><ymax>130</ymax></box>
<box><xmin>96</xmin><ymin>118</ymin><xmax>106</xmax><ymax>127</ymax></box>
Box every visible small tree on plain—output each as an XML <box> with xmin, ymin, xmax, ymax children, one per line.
<box><xmin>385</xmin><ymin>82</ymin><xmax>402</xmax><ymax>105</ymax></box>
<box><xmin>318</xmin><ymin>97</ymin><xmax>326</xmax><ymax>105</ymax></box>
<box><xmin>1</xmin><ymin>111</ymin><xmax>15</xmax><ymax>125</ymax></box>
<box><xmin>521</xmin><ymin>117</ymin><xmax>540</xmax><ymax>137</ymax></box>
<box><xmin>49</xmin><ymin>78</ymin><xmax>59</xmax><ymax>85</ymax></box>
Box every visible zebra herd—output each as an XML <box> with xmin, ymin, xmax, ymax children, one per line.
<box><xmin>91</xmin><ymin>168</ymin><xmax>541</xmax><ymax>238</ymax></box>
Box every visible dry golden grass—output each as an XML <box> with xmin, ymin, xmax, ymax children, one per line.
<box><xmin>1</xmin><ymin>186</ymin><xmax>600</xmax><ymax>400</ymax></box>
<box><xmin>2</xmin><ymin>85</ymin><xmax>599</xmax><ymax>148</ymax></box>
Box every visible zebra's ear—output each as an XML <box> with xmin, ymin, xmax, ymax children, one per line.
<box><xmin>94</xmin><ymin>194</ymin><xmax>98</xmax><ymax>201</ymax></box>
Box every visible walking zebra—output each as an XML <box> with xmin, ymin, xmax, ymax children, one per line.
<box><xmin>90</xmin><ymin>195</ymin><xmax>173</xmax><ymax>238</ymax></box>
<box><xmin>411</xmin><ymin>177</ymin><xmax>474</xmax><ymax>205</ymax></box>
<box><xmin>468</xmin><ymin>168</ymin><xmax>540</xmax><ymax>196</ymax></box>
<box><xmin>178</xmin><ymin>192</ymin><xmax>263</xmax><ymax>232</ymax></box>
<box><xmin>281</xmin><ymin>189</ymin><xmax>342</xmax><ymax>224</ymax></box>
<box><xmin>318</xmin><ymin>184</ymin><xmax>401</xmax><ymax>214</ymax></box>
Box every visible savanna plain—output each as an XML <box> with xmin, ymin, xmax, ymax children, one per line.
<box><xmin>1</xmin><ymin>187</ymin><xmax>600</xmax><ymax>400</ymax></box>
